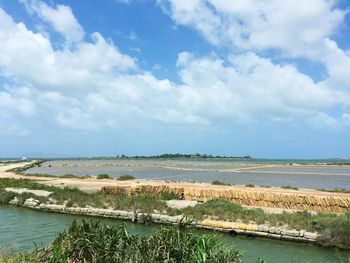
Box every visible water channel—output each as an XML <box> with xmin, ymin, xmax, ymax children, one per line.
<box><xmin>1</xmin><ymin>206</ymin><xmax>349</xmax><ymax>263</ymax></box>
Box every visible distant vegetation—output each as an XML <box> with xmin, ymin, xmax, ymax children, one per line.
<box><xmin>113</xmin><ymin>153</ymin><xmax>252</xmax><ymax>159</ymax></box>
<box><xmin>116</xmin><ymin>174</ymin><xmax>135</xmax><ymax>181</ymax></box>
<box><xmin>96</xmin><ymin>174</ymin><xmax>111</xmax><ymax>179</ymax></box>
<box><xmin>318</xmin><ymin>188</ymin><xmax>350</xmax><ymax>194</ymax></box>
<box><xmin>325</xmin><ymin>162</ymin><xmax>350</xmax><ymax>166</ymax></box>
<box><xmin>245</xmin><ymin>184</ymin><xmax>255</xmax><ymax>187</ymax></box>
<box><xmin>281</xmin><ymin>185</ymin><xmax>299</xmax><ymax>190</ymax></box>
<box><xmin>211</xmin><ymin>180</ymin><xmax>232</xmax><ymax>186</ymax></box>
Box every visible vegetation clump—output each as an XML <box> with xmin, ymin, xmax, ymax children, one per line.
<box><xmin>116</xmin><ymin>174</ymin><xmax>135</xmax><ymax>180</ymax></box>
<box><xmin>211</xmin><ymin>180</ymin><xmax>232</xmax><ymax>186</ymax></box>
<box><xmin>281</xmin><ymin>185</ymin><xmax>299</xmax><ymax>190</ymax></box>
<box><xmin>160</xmin><ymin>191</ymin><xmax>181</xmax><ymax>200</ymax></box>
<box><xmin>245</xmin><ymin>184</ymin><xmax>255</xmax><ymax>187</ymax></box>
<box><xmin>35</xmin><ymin>220</ymin><xmax>241</xmax><ymax>263</ymax></box>
<box><xmin>0</xmin><ymin>189</ymin><xmax>16</xmax><ymax>204</ymax></box>
<box><xmin>96</xmin><ymin>174</ymin><xmax>111</xmax><ymax>179</ymax></box>
<box><xmin>319</xmin><ymin>188</ymin><xmax>350</xmax><ymax>194</ymax></box>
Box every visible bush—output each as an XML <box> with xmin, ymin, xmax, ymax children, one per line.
<box><xmin>65</xmin><ymin>200</ymin><xmax>75</xmax><ymax>207</ymax></box>
<box><xmin>0</xmin><ymin>189</ymin><xmax>16</xmax><ymax>204</ymax></box>
<box><xmin>281</xmin><ymin>185</ymin><xmax>299</xmax><ymax>190</ymax></box>
<box><xmin>245</xmin><ymin>184</ymin><xmax>255</xmax><ymax>187</ymax></box>
<box><xmin>316</xmin><ymin>213</ymin><xmax>350</xmax><ymax>249</ymax></box>
<box><xmin>36</xmin><ymin>220</ymin><xmax>241</xmax><ymax>263</ymax></box>
<box><xmin>116</xmin><ymin>174</ymin><xmax>135</xmax><ymax>180</ymax></box>
<box><xmin>96</xmin><ymin>174</ymin><xmax>111</xmax><ymax>179</ymax></box>
<box><xmin>160</xmin><ymin>191</ymin><xmax>180</xmax><ymax>200</ymax></box>
<box><xmin>211</xmin><ymin>180</ymin><xmax>231</xmax><ymax>186</ymax></box>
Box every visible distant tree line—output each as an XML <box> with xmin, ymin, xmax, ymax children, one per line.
<box><xmin>112</xmin><ymin>153</ymin><xmax>252</xmax><ymax>159</ymax></box>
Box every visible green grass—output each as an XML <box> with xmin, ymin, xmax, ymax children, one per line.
<box><xmin>0</xmin><ymin>252</ymin><xmax>38</xmax><ymax>263</ymax></box>
<box><xmin>160</xmin><ymin>191</ymin><xmax>181</xmax><ymax>200</ymax></box>
<box><xmin>116</xmin><ymin>174</ymin><xmax>135</xmax><ymax>180</ymax></box>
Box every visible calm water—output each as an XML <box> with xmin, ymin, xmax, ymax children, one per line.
<box><xmin>0</xmin><ymin>206</ymin><xmax>349</xmax><ymax>263</ymax></box>
<box><xmin>27</xmin><ymin>160</ymin><xmax>350</xmax><ymax>190</ymax></box>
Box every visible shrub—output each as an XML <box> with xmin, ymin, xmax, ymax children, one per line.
<box><xmin>160</xmin><ymin>191</ymin><xmax>180</xmax><ymax>200</ymax></box>
<box><xmin>245</xmin><ymin>183</ymin><xmax>255</xmax><ymax>187</ymax></box>
<box><xmin>281</xmin><ymin>185</ymin><xmax>299</xmax><ymax>190</ymax></box>
<box><xmin>211</xmin><ymin>180</ymin><xmax>231</xmax><ymax>186</ymax></box>
<box><xmin>96</xmin><ymin>174</ymin><xmax>111</xmax><ymax>179</ymax></box>
<box><xmin>0</xmin><ymin>189</ymin><xmax>16</xmax><ymax>204</ymax></box>
<box><xmin>65</xmin><ymin>200</ymin><xmax>74</xmax><ymax>207</ymax></box>
<box><xmin>36</xmin><ymin>220</ymin><xmax>241</xmax><ymax>263</ymax></box>
<box><xmin>316</xmin><ymin>213</ymin><xmax>350</xmax><ymax>249</ymax></box>
<box><xmin>116</xmin><ymin>174</ymin><xmax>135</xmax><ymax>180</ymax></box>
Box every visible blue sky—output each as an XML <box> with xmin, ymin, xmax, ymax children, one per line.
<box><xmin>0</xmin><ymin>0</ymin><xmax>350</xmax><ymax>158</ymax></box>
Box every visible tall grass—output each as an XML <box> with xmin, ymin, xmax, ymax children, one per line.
<box><xmin>36</xmin><ymin>220</ymin><xmax>241</xmax><ymax>263</ymax></box>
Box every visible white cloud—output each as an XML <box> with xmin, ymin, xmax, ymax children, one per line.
<box><xmin>0</xmin><ymin>8</ymin><xmax>136</xmax><ymax>93</ymax></box>
<box><xmin>160</xmin><ymin>0</ymin><xmax>347</xmax><ymax>58</ymax></box>
<box><xmin>0</xmin><ymin>2</ymin><xmax>349</xmax><ymax>137</ymax></box>
<box><xmin>176</xmin><ymin>52</ymin><xmax>338</xmax><ymax>123</ymax></box>
<box><xmin>20</xmin><ymin>0</ymin><xmax>85</xmax><ymax>44</ymax></box>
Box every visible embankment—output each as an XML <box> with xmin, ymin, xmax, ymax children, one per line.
<box><xmin>102</xmin><ymin>185</ymin><xmax>350</xmax><ymax>213</ymax></box>
<box><xmin>5</xmin><ymin>197</ymin><xmax>318</xmax><ymax>244</ymax></box>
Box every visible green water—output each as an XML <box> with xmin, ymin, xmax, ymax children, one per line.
<box><xmin>0</xmin><ymin>206</ymin><xmax>349</xmax><ymax>263</ymax></box>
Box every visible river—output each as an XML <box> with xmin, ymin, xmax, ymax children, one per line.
<box><xmin>0</xmin><ymin>206</ymin><xmax>349</xmax><ymax>263</ymax></box>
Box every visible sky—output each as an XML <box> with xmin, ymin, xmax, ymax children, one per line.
<box><xmin>0</xmin><ymin>0</ymin><xmax>350</xmax><ymax>159</ymax></box>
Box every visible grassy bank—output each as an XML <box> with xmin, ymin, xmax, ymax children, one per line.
<box><xmin>1</xmin><ymin>220</ymin><xmax>242</xmax><ymax>263</ymax></box>
<box><xmin>1</xmin><ymin>178</ymin><xmax>349</xmax><ymax>249</ymax></box>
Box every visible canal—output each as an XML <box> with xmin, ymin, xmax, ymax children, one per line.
<box><xmin>1</xmin><ymin>205</ymin><xmax>349</xmax><ymax>262</ymax></box>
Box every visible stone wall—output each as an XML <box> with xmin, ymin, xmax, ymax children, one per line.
<box><xmin>9</xmin><ymin>197</ymin><xmax>319</xmax><ymax>244</ymax></box>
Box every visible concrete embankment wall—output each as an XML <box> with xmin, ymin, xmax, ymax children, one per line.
<box><xmin>102</xmin><ymin>185</ymin><xmax>350</xmax><ymax>213</ymax></box>
<box><xmin>13</xmin><ymin>198</ymin><xmax>318</xmax><ymax>244</ymax></box>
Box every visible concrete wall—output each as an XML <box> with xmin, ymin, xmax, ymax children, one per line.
<box><xmin>11</xmin><ymin>197</ymin><xmax>319</xmax><ymax>244</ymax></box>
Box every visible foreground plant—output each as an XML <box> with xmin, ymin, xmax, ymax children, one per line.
<box><xmin>36</xmin><ymin>220</ymin><xmax>241</xmax><ymax>263</ymax></box>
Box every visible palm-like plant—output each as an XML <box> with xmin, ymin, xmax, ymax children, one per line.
<box><xmin>36</xmin><ymin>220</ymin><xmax>241</xmax><ymax>263</ymax></box>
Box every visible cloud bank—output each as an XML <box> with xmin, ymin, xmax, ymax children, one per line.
<box><xmin>0</xmin><ymin>0</ymin><xmax>350</xmax><ymax>139</ymax></box>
